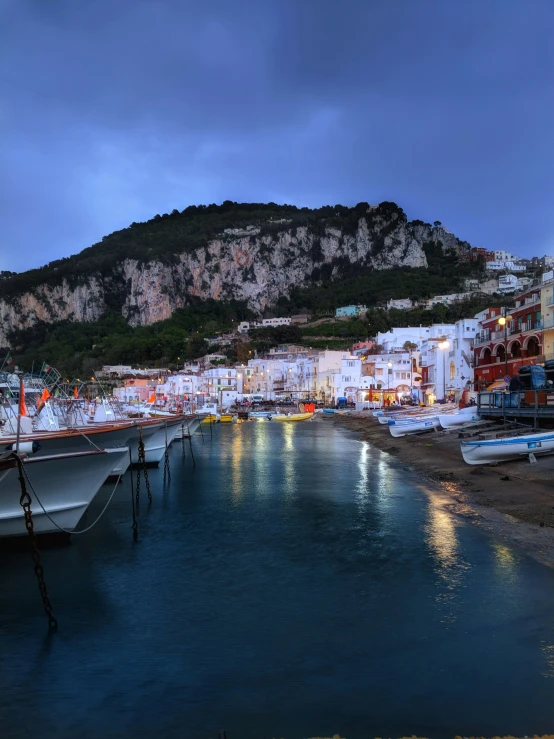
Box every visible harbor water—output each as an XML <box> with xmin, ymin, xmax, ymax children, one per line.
<box><xmin>1</xmin><ymin>420</ymin><xmax>554</xmax><ymax>738</ymax></box>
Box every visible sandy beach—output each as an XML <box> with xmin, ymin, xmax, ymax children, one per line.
<box><xmin>332</xmin><ymin>412</ymin><xmax>554</xmax><ymax>568</ymax></box>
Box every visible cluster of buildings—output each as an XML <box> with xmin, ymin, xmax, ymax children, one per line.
<box><xmin>471</xmin><ymin>269</ymin><xmax>554</xmax><ymax>389</ymax></box>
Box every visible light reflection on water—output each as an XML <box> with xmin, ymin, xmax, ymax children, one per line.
<box><xmin>1</xmin><ymin>421</ymin><xmax>554</xmax><ymax>739</ymax></box>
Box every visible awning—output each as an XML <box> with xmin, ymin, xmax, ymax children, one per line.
<box><xmin>486</xmin><ymin>379</ymin><xmax>508</xmax><ymax>391</ymax></box>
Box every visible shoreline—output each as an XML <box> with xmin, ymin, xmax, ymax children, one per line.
<box><xmin>332</xmin><ymin>412</ymin><xmax>554</xmax><ymax>569</ymax></box>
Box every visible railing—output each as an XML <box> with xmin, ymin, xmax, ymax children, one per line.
<box><xmin>477</xmin><ymin>389</ymin><xmax>554</xmax><ymax>421</ymax></box>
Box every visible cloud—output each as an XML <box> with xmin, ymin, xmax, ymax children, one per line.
<box><xmin>1</xmin><ymin>0</ymin><xmax>554</xmax><ymax>271</ymax></box>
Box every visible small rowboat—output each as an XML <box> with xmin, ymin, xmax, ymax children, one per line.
<box><xmin>460</xmin><ymin>431</ymin><xmax>554</xmax><ymax>465</ymax></box>
<box><xmin>388</xmin><ymin>417</ymin><xmax>440</xmax><ymax>437</ymax></box>
<box><xmin>438</xmin><ymin>407</ymin><xmax>479</xmax><ymax>429</ymax></box>
<box><xmin>271</xmin><ymin>412</ymin><xmax>313</xmax><ymax>422</ymax></box>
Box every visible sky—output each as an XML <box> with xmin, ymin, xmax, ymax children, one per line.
<box><xmin>1</xmin><ymin>0</ymin><xmax>554</xmax><ymax>273</ymax></box>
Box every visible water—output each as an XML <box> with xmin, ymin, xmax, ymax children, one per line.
<box><xmin>1</xmin><ymin>421</ymin><xmax>554</xmax><ymax>738</ymax></box>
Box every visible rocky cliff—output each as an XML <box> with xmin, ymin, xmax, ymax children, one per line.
<box><xmin>0</xmin><ymin>202</ymin><xmax>471</xmax><ymax>347</ymax></box>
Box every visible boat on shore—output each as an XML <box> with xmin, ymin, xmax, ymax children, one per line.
<box><xmin>438</xmin><ymin>407</ymin><xmax>479</xmax><ymax>429</ymax></box>
<box><xmin>0</xmin><ymin>447</ymin><xmax>128</xmax><ymax>537</ymax></box>
<box><xmin>460</xmin><ymin>430</ymin><xmax>554</xmax><ymax>465</ymax></box>
<box><xmin>388</xmin><ymin>417</ymin><xmax>440</xmax><ymax>437</ymax></box>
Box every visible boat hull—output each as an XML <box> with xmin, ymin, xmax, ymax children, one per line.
<box><xmin>461</xmin><ymin>432</ymin><xmax>554</xmax><ymax>465</ymax></box>
<box><xmin>271</xmin><ymin>412</ymin><xmax>313</xmax><ymax>422</ymax></box>
<box><xmin>175</xmin><ymin>417</ymin><xmax>201</xmax><ymax>438</ymax></box>
<box><xmin>438</xmin><ymin>408</ymin><xmax>480</xmax><ymax>429</ymax></box>
<box><xmin>130</xmin><ymin>419</ymin><xmax>182</xmax><ymax>465</ymax></box>
<box><xmin>388</xmin><ymin>418</ymin><xmax>439</xmax><ymax>437</ymax></box>
<box><xmin>0</xmin><ymin>448</ymin><xmax>128</xmax><ymax>537</ymax></box>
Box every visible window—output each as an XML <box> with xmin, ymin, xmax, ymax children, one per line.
<box><xmin>450</xmin><ymin>361</ymin><xmax>455</xmax><ymax>380</ymax></box>
<box><xmin>376</xmin><ymin>368</ymin><xmax>383</xmax><ymax>376</ymax></box>
<box><xmin>347</xmin><ymin>361</ymin><xmax>355</xmax><ymax>367</ymax></box>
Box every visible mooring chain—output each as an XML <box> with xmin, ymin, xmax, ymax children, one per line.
<box><xmin>135</xmin><ymin>426</ymin><xmax>152</xmax><ymax>504</ymax></box>
<box><xmin>15</xmin><ymin>456</ymin><xmax>58</xmax><ymax>631</ymax></box>
<box><xmin>163</xmin><ymin>422</ymin><xmax>171</xmax><ymax>484</ymax></box>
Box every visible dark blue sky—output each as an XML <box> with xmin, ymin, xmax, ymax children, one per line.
<box><xmin>2</xmin><ymin>0</ymin><xmax>554</xmax><ymax>272</ymax></box>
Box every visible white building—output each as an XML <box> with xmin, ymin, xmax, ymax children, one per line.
<box><xmin>376</xmin><ymin>324</ymin><xmax>456</xmax><ymax>352</ymax></box>
<box><xmin>419</xmin><ymin>318</ymin><xmax>477</xmax><ymax>402</ymax></box>
<box><xmin>237</xmin><ymin>317</ymin><xmax>292</xmax><ymax>333</ymax></box>
<box><xmin>385</xmin><ymin>298</ymin><xmax>414</xmax><ymax>310</ymax></box>
<box><xmin>422</xmin><ymin>293</ymin><xmax>470</xmax><ymax>309</ymax></box>
<box><xmin>199</xmin><ymin>367</ymin><xmax>243</xmax><ymax>407</ymax></box>
<box><xmin>486</xmin><ymin>260</ymin><xmax>526</xmax><ymax>272</ymax></box>
<box><xmin>494</xmin><ymin>250</ymin><xmax>519</xmax><ymax>261</ymax></box>
<box><xmin>361</xmin><ymin>352</ymin><xmax>421</xmax><ymax>401</ymax></box>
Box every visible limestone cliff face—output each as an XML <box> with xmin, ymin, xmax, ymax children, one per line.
<box><xmin>0</xmin><ymin>210</ymin><xmax>470</xmax><ymax>345</ymax></box>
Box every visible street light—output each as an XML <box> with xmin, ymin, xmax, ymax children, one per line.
<box><xmin>498</xmin><ymin>311</ymin><xmax>513</xmax><ymax>378</ymax></box>
<box><xmin>438</xmin><ymin>340</ymin><xmax>450</xmax><ymax>400</ymax></box>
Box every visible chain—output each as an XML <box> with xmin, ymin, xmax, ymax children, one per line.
<box><xmin>163</xmin><ymin>422</ymin><xmax>171</xmax><ymax>484</ymax></box>
<box><xmin>15</xmin><ymin>456</ymin><xmax>58</xmax><ymax>631</ymax></box>
<box><xmin>129</xmin><ymin>447</ymin><xmax>138</xmax><ymax>541</ymax></box>
<box><xmin>135</xmin><ymin>426</ymin><xmax>152</xmax><ymax>504</ymax></box>
<box><xmin>188</xmin><ymin>428</ymin><xmax>196</xmax><ymax>466</ymax></box>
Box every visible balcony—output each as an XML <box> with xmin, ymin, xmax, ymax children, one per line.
<box><xmin>508</xmin><ymin>319</ymin><xmax>543</xmax><ymax>335</ymax></box>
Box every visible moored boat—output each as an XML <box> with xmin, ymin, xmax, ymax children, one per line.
<box><xmin>460</xmin><ymin>431</ymin><xmax>554</xmax><ymax>465</ymax></box>
<box><xmin>0</xmin><ymin>447</ymin><xmax>128</xmax><ymax>537</ymax></box>
<box><xmin>271</xmin><ymin>412</ymin><xmax>313</xmax><ymax>422</ymax></box>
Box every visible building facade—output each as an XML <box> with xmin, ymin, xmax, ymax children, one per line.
<box><xmin>472</xmin><ymin>287</ymin><xmax>543</xmax><ymax>389</ymax></box>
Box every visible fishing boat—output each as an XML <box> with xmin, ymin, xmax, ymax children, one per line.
<box><xmin>0</xmin><ymin>447</ymin><xmax>128</xmax><ymax>537</ymax></box>
<box><xmin>174</xmin><ymin>416</ymin><xmax>201</xmax><ymax>439</ymax></box>
<box><xmin>129</xmin><ymin>418</ymin><xmax>183</xmax><ymax>465</ymax></box>
<box><xmin>271</xmin><ymin>412</ymin><xmax>313</xmax><ymax>422</ymax></box>
<box><xmin>438</xmin><ymin>407</ymin><xmax>480</xmax><ymax>429</ymax></box>
<box><xmin>388</xmin><ymin>417</ymin><xmax>440</xmax><ymax>437</ymax></box>
<box><xmin>460</xmin><ymin>431</ymin><xmax>554</xmax><ymax>465</ymax></box>
<box><xmin>219</xmin><ymin>414</ymin><xmax>234</xmax><ymax>423</ymax></box>
<box><xmin>197</xmin><ymin>403</ymin><xmax>220</xmax><ymax>422</ymax></box>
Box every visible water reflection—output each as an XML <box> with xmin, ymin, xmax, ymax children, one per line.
<box><xmin>355</xmin><ymin>442</ymin><xmax>369</xmax><ymax>505</ymax></box>
<box><xmin>282</xmin><ymin>424</ymin><xmax>296</xmax><ymax>502</ymax></box>
<box><xmin>230</xmin><ymin>428</ymin><xmax>244</xmax><ymax>503</ymax></box>
<box><xmin>424</xmin><ymin>495</ymin><xmax>467</xmax><ymax>624</ymax></box>
<box><xmin>540</xmin><ymin>642</ymin><xmax>554</xmax><ymax>678</ymax></box>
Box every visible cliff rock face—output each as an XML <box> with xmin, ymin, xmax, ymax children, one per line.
<box><xmin>0</xmin><ymin>205</ymin><xmax>470</xmax><ymax>346</ymax></box>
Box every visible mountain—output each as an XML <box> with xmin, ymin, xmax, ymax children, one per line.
<box><xmin>0</xmin><ymin>201</ymin><xmax>474</xmax><ymax>349</ymax></box>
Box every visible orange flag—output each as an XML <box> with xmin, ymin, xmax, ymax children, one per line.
<box><xmin>36</xmin><ymin>387</ymin><xmax>50</xmax><ymax>412</ymax></box>
<box><xmin>19</xmin><ymin>381</ymin><xmax>27</xmax><ymax>417</ymax></box>
<box><xmin>73</xmin><ymin>386</ymin><xmax>79</xmax><ymax>399</ymax></box>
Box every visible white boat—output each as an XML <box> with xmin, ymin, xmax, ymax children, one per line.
<box><xmin>130</xmin><ymin>418</ymin><xmax>182</xmax><ymax>466</ymax></box>
<box><xmin>196</xmin><ymin>403</ymin><xmax>221</xmax><ymax>422</ymax></box>
<box><xmin>0</xmin><ymin>448</ymin><xmax>128</xmax><ymax>537</ymax></box>
<box><xmin>460</xmin><ymin>431</ymin><xmax>554</xmax><ymax>465</ymax></box>
<box><xmin>388</xmin><ymin>417</ymin><xmax>440</xmax><ymax>437</ymax></box>
<box><xmin>249</xmin><ymin>411</ymin><xmax>273</xmax><ymax>419</ymax></box>
<box><xmin>438</xmin><ymin>407</ymin><xmax>480</xmax><ymax>429</ymax></box>
<box><xmin>1</xmin><ymin>422</ymin><xmax>138</xmax><ymax>478</ymax></box>
<box><xmin>174</xmin><ymin>416</ymin><xmax>201</xmax><ymax>439</ymax></box>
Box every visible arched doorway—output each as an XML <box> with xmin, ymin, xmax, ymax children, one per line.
<box><xmin>494</xmin><ymin>344</ymin><xmax>506</xmax><ymax>363</ymax></box>
<box><xmin>480</xmin><ymin>348</ymin><xmax>492</xmax><ymax>366</ymax></box>
<box><xmin>509</xmin><ymin>340</ymin><xmax>521</xmax><ymax>359</ymax></box>
<box><xmin>526</xmin><ymin>335</ymin><xmax>541</xmax><ymax>357</ymax></box>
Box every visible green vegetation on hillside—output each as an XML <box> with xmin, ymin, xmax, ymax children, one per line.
<box><xmin>277</xmin><ymin>249</ymin><xmax>484</xmax><ymax>315</ymax></box>
<box><xmin>6</xmin><ymin>299</ymin><xmax>253</xmax><ymax>377</ymax></box>
<box><xmin>0</xmin><ymin>200</ymin><xmax>410</xmax><ymax>299</ymax></box>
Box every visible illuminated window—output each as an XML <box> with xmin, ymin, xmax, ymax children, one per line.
<box><xmin>450</xmin><ymin>361</ymin><xmax>456</xmax><ymax>380</ymax></box>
